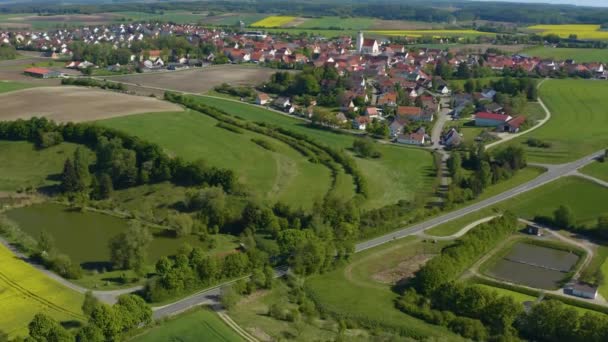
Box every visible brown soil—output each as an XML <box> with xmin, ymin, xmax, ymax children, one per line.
<box><xmin>109</xmin><ymin>65</ymin><xmax>289</xmax><ymax>93</ymax></box>
<box><xmin>0</xmin><ymin>86</ymin><xmax>182</xmax><ymax>122</ymax></box>
<box><xmin>372</xmin><ymin>254</ymin><xmax>435</xmax><ymax>285</ymax></box>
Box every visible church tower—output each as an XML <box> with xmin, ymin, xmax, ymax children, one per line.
<box><xmin>356</xmin><ymin>31</ymin><xmax>364</xmax><ymax>54</ymax></box>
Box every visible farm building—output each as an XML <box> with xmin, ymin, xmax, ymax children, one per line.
<box><xmin>256</xmin><ymin>93</ymin><xmax>270</xmax><ymax>105</ymax></box>
<box><xmin>526</xmin><ymin>225</ymin><xmax>542</xmax><ymax>236</ymax></box>
<box><xmin>397</xmin><ymin>130</ymin><xmax>427</xmax><ymax>146</ymax></box>
<box><xmin>23</xmin><ymin>67</ymin><xmax>61</xmax><ymax>79</ymax></box>
<box><xmin>474</xmin><ymin>112</ymin><xmax>512</xmax><ymax>127</ymax></box>
<box><xmin>565</xmin><ymin>283</ymin><xmax>598</xmax><ymax>300</ymax></box>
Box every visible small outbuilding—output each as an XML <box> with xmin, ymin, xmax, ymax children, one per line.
<box><xmin>565</xmin><ymin>282</ymin><xmax>598</xmax><ymax>300</ymax></box>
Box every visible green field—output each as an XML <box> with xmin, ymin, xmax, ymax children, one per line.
<box><xmin>427</xmin><ymin>176</ymin><xmax>608</xmax><ymax>236</ymax></box>
<box><xmin>473</xmin><ymin>284</ymin><xmax>537</xmax><ymax>303</ymax></box>
<box><xmin>0</xmin><ymin>80</ymin><xmax>36</xmax><ymax>93</ymax></box>
<box><xmin>581</xmin><ymin>161</ymin><xmax>608</xmax><ymax>183</ymax></box>
<box><xmin>132</xmin><ymin>308</ymin><xmax>242</xmax><ymax>342</ymax></box>
<box><xmin>0</xmin><ymin>242</ymin><xmax>85</xmax><ymax>339</ymax></box>
<box><xmin>298</xmin><ymin>17</ymin><xmax>375</xmax><ymax>30</ymax></box>
<box><xmin>305</xmin><ymin>237</ymin><xmax>464</xmax><ymax>340</ymax></box>
<box><xmin>0</xmin><ymin>141</ymin><xmax>80</xmax><ymax>191</ymax></box>
<box><xmin>501</xmin><ymin>79</ymin><xmax>608</xmax><ymax>164</ymax></box>
<box><xmin>524</xmin><ymin>46</ymin><xmax>608</xmax><ymax>63</ymax></box>
<box><xmin>100</xmin><ymin>110</ymin><xmax>333</xmax><ymax>210</ymax></box>
<box><xmin>192</xmin><ymin>96</ymin><xmax>436</xmax><ymax>209</ymax></box>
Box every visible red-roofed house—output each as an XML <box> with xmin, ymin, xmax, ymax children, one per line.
<box><xmin>397</xmin><ymin>106</ymin><xmax>434</xmax><ymax>122</ymax></box>
<box><xmin>256</xmin><ymin>93</ymin><xmax>270</xmax><ymax>105</ymax></box>
<box><xmin>474</xmin><ymin>112</ymin><xmax>512</xmax><ymax>127</ymax></box>
<box><xmin>505</xmin><ymin>116</ymin><xmax>526</xmax><ymax>133</ymax></box>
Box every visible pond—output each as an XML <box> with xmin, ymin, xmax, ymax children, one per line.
<box><xmin>486</xmin><ymin>242</ymin><xmax>579</xmax><ymax>290</ymax></box>
<box><xmin>5</xmin><ymin>203</ymin><xmax>237</xmax><ymax>269</ymax></box>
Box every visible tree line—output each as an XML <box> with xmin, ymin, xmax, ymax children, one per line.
<box><xmin>0</xmin><ymin>117</ymin><xmax>237</xmax><ymax>196</ymax></box>
<box><xmin>446</xmin><ymin>145</ymin><xmax>527</xmax><ymax>208</ymax></box>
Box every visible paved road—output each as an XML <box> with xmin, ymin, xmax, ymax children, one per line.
<box><xmin>355</xmin><ymin>149</ymin><xmax>606</xmax><ymax>252</ymax></box>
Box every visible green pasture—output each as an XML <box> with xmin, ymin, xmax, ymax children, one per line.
<box><xmin>305</xmin><ymin>236</ymin><xmax>463</xmax><ymax>340</ymax></box>
<box><xmin>0</xmin><ymin>141</ymin><xmax>79</xmax><ymax>191</ymax></box>
<box><xmin>131</xmin><ymin>308</ymin><xmax>242</xmax><ymax>342</ymax></box>
<box><xmin>524</xmin><ymin>46</ymin><xmax>608</xmax><ymax>64</ymax></box>
<box><xmin>581</xmin><ymin>161</ymin><xmax>608</xmax><ymax>183</ymax></box>
<box><xmin>192</xmin><ymin>96</ymin><xmax>437</xmax><ymax>209</ymax></box>
<box><xmin>427</xmin><ymin>176</ymin><xmax>608</xmax><ymax>236</ymax></box>
<box><xmin>500</xmin><ymin>79</ymin><xmax>608</xmax><ymax>163</ymax></box>
<box><xmin>100</xmin><ymin>110</ymin><xmax>332</xmax><ymax>210</ymax></box>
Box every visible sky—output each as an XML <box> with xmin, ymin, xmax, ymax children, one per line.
<box><xmin>474</xmin><ymin>0</ymin><xmax>608</xmax><ymax>7</ymax></box>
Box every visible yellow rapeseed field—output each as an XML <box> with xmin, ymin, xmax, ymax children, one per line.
<box><xmin>0</xmin><ymin>243</ymin><xmax>85</xmax><ymax>338</ymax></box>
<box><xmin>528</xmin><ymin>24</ymin><xmax>608</xmax><ymax>40</ymax></box>
<box><xmin>369</xmin><ymin>29</ymin><xmax>494</xmax><ymax>38</ymax></box>
<box><xmin>251</xmin><ymin>16</ymin><xmax>297</xmax><ymax>28</ymax></box>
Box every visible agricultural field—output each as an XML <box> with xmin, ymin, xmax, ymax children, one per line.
<box><xmin>305</xmin><ymin>237</ymin><xmax>464</xmax><ymax>340</ymax></box>
<box><xmin>523</xmin><ymin>46</ymin><xmax>608</xmax><ymax>63</ymax></box>
<box><xmin>0</xmin><ymin>86</ymin><xmax>182</xmax><ymax>123</ymax></box>
<box><xmin>190</xmin><ymin>96</ymin><xmax>437</xmax><ymax>209</ymax></box>
<box><xmin>500</xmin><ymin>79</ymin><xmax>608</xmax><ymax>164</ymax></box>
<box><xmin>251</xmin><ymin>16</ymin><xmax>297</xmax><ymax>28</ymax></box>
<box><xmin>100</xmin><ymin>110</ymin><xmax>333</xmax><ymax>209</ymax></box>
<box><xmin>297</xmin><ymin>17</ymin><xmax>375</xmax><ymax>30</ymax></box>
<box><xmin>131</xmin><ymin>308</ymin><xmax>243</xmax><ymax>342</ymax></box>
<box><xmin>0</xmin><ymin>141</ymin><xmax>80</xmax><ymax>192</ymax></box>
<box><xmin>0</xmin><ymin>13</ymin><xmax>118</xmax><ymax>29</ymax></box>
<box><xmin>369</xmin><ymin>29</ymin><xmax>494</xmax><ymax>38</ymax></box>
<box><xmin>527</xmin><ymin>24</ymin><xmax>608</xmax><ymax>40</ymax></box>
<box><xmin>108</xmin><ymin>65</ymin><xmax>284</xmax><ymax>94</ymax></box>
<box><xmin>0</xmin><ymin>241</ymin><xmax>85</xmax><ymax>339</ymax></box>
<box><xmin>427</xmin><ymin>176</ymin><xmax>608</xmax><ymax>237</ymax></box>
<box><xmin>581</xmin><ymin>161</ymin><xmax>608</xmax><ymax>183</ymax></box>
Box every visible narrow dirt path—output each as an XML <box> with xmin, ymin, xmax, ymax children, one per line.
<box><xmin>216</xmin><ymin>310</ymin><xmax>259</xmax><ymax>342</ymax></box>
<box><xmin>486</xmin><ymin>78</ymin><xmax>551</xmax><ymax>149</ymax></box>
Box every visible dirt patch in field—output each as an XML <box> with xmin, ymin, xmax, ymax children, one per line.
<box><xmin>372</xmin><ymin>254</ymin><xmax>435</xmax><ymax>285</ymax></box>
<box><xmin>109</xmin><ymin>65</ymin><xmax>292</xmax><ymax>93</ymax></box>
<box><xmin>0</xmin><ymin>86</ymin><xmax>182</xmax><ymax>122</ymax></box>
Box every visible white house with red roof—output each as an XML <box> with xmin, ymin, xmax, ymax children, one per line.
<box><xmin>474</xmin><ymin>112</ymin><xmax>512</xmax><ymax>127</ymax></box>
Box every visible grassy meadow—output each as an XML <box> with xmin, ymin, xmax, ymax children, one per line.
<box><xmin>527</xmin><ymin>24</ymin><xmax>608</xmax><ymax>40</ymax></box>
<box><xmin>192</xmin><ymin>96</ymin><xmax>437</xmax><ymax>209</ymax></box>
<box><xmin>298</xmin><ymin>17</ymin><xmax>375</xmax><ymax>30</ymax></box>
<box><xmin>0</xmin><ymin>141</ymin><xmax>79</xmax><ymax>191</ymax></box>
<box><xmin>0</xmin><ymin>242</ymin><xmax>85</xmax><ymax>339</ymax></box>
<box><xmin>499</xmin><ymin>79</ymin><xmax>608</xmax><ymax>164</ymax></box>
<box><xmin>305</xmin><ymin>236</ymin><xmax>464</xmax><ymax>340</ymax></box>
<box><xmin>369</xmin><ymin>29</ymin><xmax>494</xmax><ymax>38</ymax></box>
<box><xmin>100</xmin><ymin>110</ymin><xmax>333</xmax><ymax>210</ymax></box>
<box><xmin>581</xmin><ymin>161</ymin><xmax>608</xmax><ymax>183</ymax></box>
<box><xmin>524</xmin><ymin>46</ymin><xmax>608</xmax><ymax>63</ymax></box>
<box><xmin>427</xmin><ymin>176</ymin><xmax>608</xmax><ymax>236</ymax></box>
<box><xmin>131</xmin><ymin>308</ymin><xmax>242</xmax><ymax>342</ymax></box>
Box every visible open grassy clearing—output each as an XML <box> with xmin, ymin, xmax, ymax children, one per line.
<box><xmin>109</xmin><ymin>65</ymin><xmax>283</xmax><ymax>94</ymax></box>
<box><xmin>0</xmin><ymin>86</ymin><xmax>182</xmax><ymax>123</ymax></box>
<box><xmin>524</xmin><ymin>46</ymin><xmax>608</xmax><ymax>63</ymax></box>
<box><xmin>581</xmin><ymin>160</ymin><xmax>608</xmax><ymax>183</ymax></box>
<box><xmin>111</xmin><ymin>11</ymin><xmax>208</xmax><ymax>24</ymax></box>
<box><xmin>100</xmin><ymin>110</ymin><xmax>332</xmax><ymax>209</ymax></box>
<box><xmin>0</xmin><ymin>141</ymin><xmax>80</xmax><ymax>192</ymax></box>
<box><xmin>527</xmin><ymin>24</ymin><xmax>608</xmax><ymax>40</ymax></box>
<box><xmin>0</xmin><ymin>242</ymin><xmax>85</xmax><ymax>339</ymax></box>
<box><xmin>305</xmin><ymin>236</ymin><xmax>464</xmax><ymax>340</ymax></box>
<box><xmin>192</xmin><ymin>96</ymin><xmax>437</xmax><ymax>209</ymax></box>
<box><xmin>251</xmin><ymin>16</ymin><xmax>297</xmax><ymax>28</ymax></box>
<box><xmin>473</xmin><ymin>283</ymin><xmax>537</xmax><ymax>303</ymax></box>
<box><xmin>230</xmin><ymin>281</ymin><xmax>365</xmax><ymax>341</ymax></box>
<box><xmin>131</xmin><ymin>307</ymin><xmax>242</xmax><ymax>342</ymax></box>
<box><xmin>0</xmin><ymin>80</ymin><xmax>36</xmax><ymax>93</ymax></box>
<box><xmin>0</xmin><ymin>13</ymin><xmax>117</xmax><ymax>29</ymax></box>
<box><xmin>427</xmin><ymin>176</ymin><xmax>608</xmax><ymax>236</ymax></box>
<box><xmin>500</xmin><ymin>79</ymin><xmax>608</xmax><ymax>164</ymax></box>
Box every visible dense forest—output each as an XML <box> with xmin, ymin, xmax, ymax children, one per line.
<box><xmin>1</xmin><ymin>0</ymin><xmax>608</xmax><ymax>25</ymax></box>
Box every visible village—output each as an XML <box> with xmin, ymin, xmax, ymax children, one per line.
<box><xmin>6</xmin><ymin>22</ymin><xmax>606</xmax><ymax>152</ymax></box>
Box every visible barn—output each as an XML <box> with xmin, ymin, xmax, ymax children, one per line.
<box><xmin>23</xmin><ymin>67</ymin><xmax>61</xmax><ymax>79</ymax></box>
